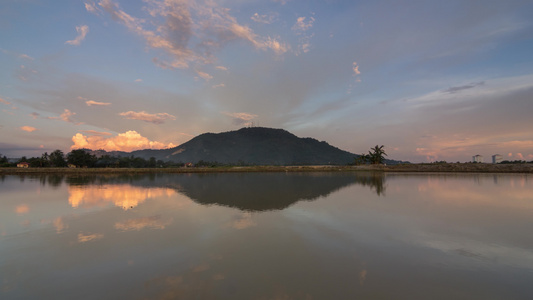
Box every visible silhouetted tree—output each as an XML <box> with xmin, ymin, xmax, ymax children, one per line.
<box><xmin>67</xmin><ymin>149</ymin><xmax>97</xmax><ymax>167</ymax></box>
<box><xmin>368</xmin><ymin>145</ymin><xmax>387</xmax><ymax>164</ymax></box>
<box><xmin>49</xmin><ymin>150</ymin><xmax>67</xmax><ymax>167</ymax></box>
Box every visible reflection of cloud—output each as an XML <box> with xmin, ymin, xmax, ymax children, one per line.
<box><xmin>359</xmin><ymin>269</ymin><xmax>367</xmax><ymax>285</ymax></box>
<box><xmin>53</xmin><ymin>217</ymin><xmax>68</xmax><ymax>233</ymax></box>
<box><xmin>230</xmin><ymin>213</ymin><xmax>257</xmax><ymax>229</ymax></box>
<box><xmin>65</xmin><ymin>25</ymin><xmax>89</xmax><ymax>46</ymax></box>
<box><xmin>68</xmin><ymin>185</ymin><xmax>176</xmax><ymax>210</ymax></box>
<box><xmin>78</xmin><ymin>232</ymin><xmax>103</xmax><ymax>243</ymax></box>
<box><xmin>15</xmin><ymin>204</ymin><xmax>29</xmax><ymax>214</ymax></box>
<box><xmin>192</xmin><ymin>262</ymin><xmax>210</xmax><ymax>272</ymax></box>
<box><xmin>119</xmin><ymin>111</ymin><xmax>176</xmax><ymax>124</ymax></box>
<box><xmin>71</xmin><ymin>130</ymin><xmax>176</xmax><ymax>152</ymax></box>
<box><xmin>115</xmin><ymin>215</ymin><xmax>172</xmax><ymax>231</ymax></box>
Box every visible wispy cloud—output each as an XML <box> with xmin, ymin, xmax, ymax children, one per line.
<box><xmin>96</xmin><ymin>0</ymin><xmax>288</xmax><ymax>78</ymax></box>
<box><xmin>47</xmin><ymin>109</ymin><xmax>80</xmax><ymax>124</ymax></box>
<box><xmin>71</xmin><ymin>130</ymin><xmax>176</xmax><ymax>151</ymax></box>
<box><xmin>222</xmin><ymin>112</ymin><xmax>258</xmax><ymax>127</ymax></box>
<box><xmin>134</xmin><ymin>78</ymin><xmax>142</xmax><ymax>82</ymax></box>
<box><xmin>20</xmin><ymin>126</ymin><xmax>37</xmax><ymax>132</ymax></box>
<box><xmin>251</xmin><ymin>12</ymin><xmax>278</xmax><ymax>24</ymax></box>
<box><xmin>81</xmin><ymin>130</ymin><xmax>112</xmax><ymax>136</ymax></box>
<box><xmin>78</xmin><ymin>96</ymin><xmax>111</xmax><ymax>106</ymax></box>
<box><xmin>119</xmin><ymin>111</ymin><xmax>176</xmax><ymax>124</ymax></box>
<box><xmin>212</xmin><ymin>83</ymin><xmax>225</xmax><ymax>89</ymax></box>
<box><xmin>86</xmin><ymin>100</ymin><xmax>111</xmax><ymax>106</ymax></box>
<box><xmin>65</xmin><ymin>25</ymin><xmax>89</xmax><ymax>46</ymax></box>
<box><xmin>0</xmin><ymin>97</ymin><xmax>11</xmax><ymax>105</ymax></box>
<box><xmin>30</xmin><ymin>112</ymin><xmax>40</xmax><ymax>119</ymax></box>
<box><xmin>442</xmin><ymin>81</ymin><xmax>485</xmax><ymax>93</ymax></box>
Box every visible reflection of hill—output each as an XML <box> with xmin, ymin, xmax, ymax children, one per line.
<box><xmin>145</xmin><ymin>172</ymin><xmax>386</xmax><ymax>211</ymax></box>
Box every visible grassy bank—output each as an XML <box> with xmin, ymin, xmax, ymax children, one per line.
<box><xmin>1</xmin><ymin>163</ymin><xmax>532</xmax><ymax>174</ymax></box>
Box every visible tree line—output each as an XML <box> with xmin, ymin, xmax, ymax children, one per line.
<box><xmin>0</xmin><ymin>149</ymin><xmax>185</xmax><ymax>168</ymax></box>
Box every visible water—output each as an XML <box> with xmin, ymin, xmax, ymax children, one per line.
<box><xmin>1</xmin><ymin>172</ymin><xmax>532</xmax><ymax>299</ymax></box>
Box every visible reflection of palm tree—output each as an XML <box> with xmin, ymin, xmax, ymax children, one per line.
<box><xmin>353</xmin><ymin>172</ymin><xmax>386</xmax><ymax>195</ymax></box>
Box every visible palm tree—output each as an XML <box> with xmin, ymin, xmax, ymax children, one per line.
<box><xmin>368</xmin><ymin>145</ymin><xmax>387</xmax><ymax>164</ymax></box>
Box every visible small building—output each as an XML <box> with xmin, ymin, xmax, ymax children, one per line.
<box><xmin>492</xmin><ymin>154</ymin><xmax>503</xmax><ymax>164</ymax></box>
<box><xmin>472</xmin><ymin>155</ymin><xmax>484</xmax><ymax>163</ymax></box>
<box><xmin>17</xmin><ymin>162</ymin><xmax>30</xmax><ymax>168</ymax></box>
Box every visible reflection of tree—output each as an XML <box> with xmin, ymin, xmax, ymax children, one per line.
<box><xmin>352</xmin><ymin>172</ymin><xmax>386</xmax><ymax>196</ymax></box>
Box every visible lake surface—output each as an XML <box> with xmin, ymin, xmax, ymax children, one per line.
<box><xmin>1</xmin><ymin>172</ymin><xmax>532</xmax><ymax>299</ymax></box>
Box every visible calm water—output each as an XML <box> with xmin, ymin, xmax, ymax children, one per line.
<box><xmin>1</xmin><ymin>172</ymin><xmax>532</xmax><ymax>299</ymax></box>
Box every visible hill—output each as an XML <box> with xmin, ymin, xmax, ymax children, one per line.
<box><xmin>131</xmin><ymin>127</ymin><xmax>359</xmax><ymax>165</ymax></box>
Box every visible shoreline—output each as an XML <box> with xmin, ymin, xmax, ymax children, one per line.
<box><xmin>1</xmin><ymin>163</ymin><xmax>532</xmax><ymax>174</ymax></box>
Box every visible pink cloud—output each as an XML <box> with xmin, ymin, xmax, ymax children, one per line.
<box><xmin>119</xmin><ymin>111</ymin><xmax>176</xmax><ymax>124</ymax></box>
<box><xmin>65</xmin><ymin>25</ymin><xmax>89</xmax><ymax>46</ymax></box>
<box><xmin>20</xmin><ymin>126</ymin><xmax>37</xmax><ymax>132</ymax></box>
<box><xmin>0</xmin><ymin>97</ymin><xmax>11</xmax><ymax>105</ymax></box>
<box><xmin>71</xmin><ymin>130</ymin><xmax>176</xmax><ymax>152</ymax></box>
<box><xmin>222</xmin><ymin>112</ymin><xmax>258</xmax><ymax>126</ymax></box>
<box><xmin>86</xmin><ymin>100</ymin><xmax>111</xmax><ymax>106</ymax></box>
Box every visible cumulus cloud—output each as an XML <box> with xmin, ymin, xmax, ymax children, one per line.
<box><xmin>119</xmin><ymin>111</ymin><xmax>176</xmax><ymax>124</ymax></box>
<box><xmin>20</xmin><ymin>126</ymin><xmax>37</xmax><ymax>132</ymax></box>
<box><xmin>71</xmin><ymin>130</ymin><xmax>176</xmax><ymax>152</ymax></box>
<box><xmin>65</xmin><ymin>25</ymin><xmax>89</xmax><ymax>46</ymax></box>
<box><xmin>222</xmin><ymin>112</ymin><xmax>258</xmax><ymax>127</ymax></box>
<box><xmin>97</xmin><ymin>0</ymin><xmax>288</xmax><ymax>77</ymax></box>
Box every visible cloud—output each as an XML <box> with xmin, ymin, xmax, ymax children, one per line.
<box><xmin>47</xmin><ymin>109</ymin><xmax>79</xmax><ymax>124</ymax></box>
<box><xmin>212</xmin><ymin>83</ymin><xmax>225</xmax><ymax>89</ymax></box>
<box><xmin>292</xmin><ymin>16</ymin><xmax>315</xmax><ymax>33</ymax></box>
<box><xmin>292</xmin><ymin>15</ymin><xmax>315</xmax><ymax>54</ymax></box>
<box><xmin>97</xmin><ymin>0</ymin><xmax>289</xmax><ymax>77</ymax></box>
<box><xmin>222</xmin><ymin>112</ymin><xmax>258</xmax><ymax>126</ymax></box>
<box><xmin>119</xmin><ymin>111</ymin><xmax>176</xmax><ymax>124</ymax></box>
<box><xmin>84</xmin><ymin>1</ymin><xmax>101</xmax><ymax>14</ymax></box>
<box><xmin>86</xmin><ymin>100</ymin><xmax>111</xmax><ymax>106</ymax></box>
<box><xmin>80</xmin><ymin>130</ymin><xmax>112</xmax><ymax>136</ymax></box>
<box><xmin>71</xmin><ymin>130</ymin><xmax>176</xmax><ymax>152</ymax></box>
<box><xmin>352</xmin><ymin>62</ymin><xmax>361</xmax><ymax>75</ymax></box>
<box><xmin>65</xmin><ymin>25</ymin><xmax>89</xmax><ymax>46</ymax></box>
<box><xmin>20</xmin><ymin>126</ymin><xmax>37</xmax><ymax>132</ymax></box>
<box><xmin>442</xmin><ymin>81</ymin><xmax>485</xmax><ymax>93</ymax></box>
<box><xmin>0</xmin><ymin>97</ymin><xmax>11</xmax><ymax>105</ymax></box>
<box><xmin>77</xmin><ymin>96</ymin><xmax>111</xmax><ymax>106</ymax></box>
<box><xmin>30</xmin><ymin>112</ymin><xmax>40</xmax><ymax>119</ymax></box>
<box><xmin>251</xmin><ymin>12</ymin><xmax>278</xmax><ymax>24</ymax></box>
<box><xmin>134</xmin><ymin>78</ymin><xmax>142</xmax><ymax>82</ymax></box>
<box><xmin>18</xmin><ymin>53</ymin><xmax>33</xmax><ymax>60</ymax></box>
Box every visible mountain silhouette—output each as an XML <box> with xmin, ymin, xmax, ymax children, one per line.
<box><xmin>131</xmin><ymin>127</ymin><xmax>357</xmax><ymax>165</ymax></box>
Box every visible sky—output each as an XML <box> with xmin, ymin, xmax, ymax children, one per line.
<box><xmin>1</xmin><ymin>0</ymin><xmax>532</xmax><ymax>163</ymax></box>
